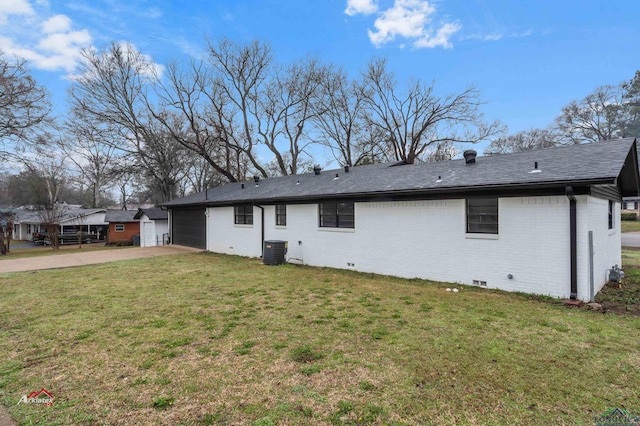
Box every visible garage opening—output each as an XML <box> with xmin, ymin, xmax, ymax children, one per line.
<box><xmin>171</xmin><ymin>207</ymin><xmax>206</xmax><ymax>249</ymax></box>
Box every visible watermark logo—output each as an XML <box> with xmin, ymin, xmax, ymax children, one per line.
<box><xmin>594</xmin><ymin>407</ymin><xmax>639</xmax><ymax>426</ymax></box>
<box><xmin>17</xmin><ymin>388</ymin><xmax>53</xmax><ymax>406</ymax></box>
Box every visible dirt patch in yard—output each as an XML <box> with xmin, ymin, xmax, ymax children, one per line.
<box><xmin>585</xmin><ymin>247</ymin><xmax>640</xmax><ymax>316</ymax></box>
<box><xmin>595</xmin><ymin>280</ymin><xmax>640</xmax><ymax>316</ymax></box>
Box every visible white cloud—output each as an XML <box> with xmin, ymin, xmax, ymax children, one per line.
<box><xmin>461</xmin><ymin>33</ymin><xmax>503</xmax><ymax>42</ymax></box>
<box><xmin>413</xmin><ymin>22</ymin><xmax>461</xmax><ymax>48</ymax></box>
<box><xmin>0</xmin><ymin>1</ymin><xmax>93</xmax><ymax>72</ymax></box>
<box><xmin>0</xmin><ymin>0</ymin><xmax>34</xmax><ymax>24</ymax></box>
<box><xmin>37</xmin><ymin>30</ymin><xmax>92</xmax><ymax>70</ymax></box>
<box><xmin>482</xmin><ymin>33</ymin><xmax>503</xmax><ymax>41</ymax></box>
<box><xmin>345</xmin><ymin>0</ymin><xmax>378</xmax><ymax>16</ymax></box>
<box><xmin>348</xmin><ymin>0</ymin><xmax>460</xmax><ymax>49</ymax></box>
<box><xmin>41</xmin><ymin>14</ymin><xmax>71</xmax><ymax>33</ymax></box>
<box><xmin>459</xmin><ymin>29</ymin><xmax>534</xmax><ymax>43</ymax></box>
<box><xmin>368</xmin><ymin>0</ymin><xmax>436</xmax><ymax>46</ymax></box>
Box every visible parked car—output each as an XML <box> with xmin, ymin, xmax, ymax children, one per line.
<box><xmin>44</xmin><ymin>231</ymin><xmax>100</xmax><ymax>246</ymax></box>
<box><xmin>32</xmin><ymin>231</ymin><xmax>49</xmax><ymax>244</ymax></box>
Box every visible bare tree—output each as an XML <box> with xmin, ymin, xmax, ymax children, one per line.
<box><xmin>360</xmin><ymin>58</ymin><xmax>502</xmax><ymax>164</ymax></box>
<box><xmin>136</xmin><ymin>112</ymin><xmax>189</xmax><ymax>203</ymax></box>
<box><xmin>37</xmin><ymin>203</ymin><xmax>66</xmax><ymax>250</ymax></box>
<box><xmin>485</xmin><ymin>128</ymin><xmax>560</xmax><ymax>155</ymax></box>
<box><xmin>258</xmin><ymin>58</ymin><xmax>324</xmax><ymax>175</ymax></box>
<box><xmin>156</xmin><ymin>39</ymin><xmax>325</xmax><ymax>179</ymax></box>
<box><xmin>311</xmin><ymin>66</ymin><xmax>385</xmax><ymax>166</ymax></box>
<box><xmin>69</xmin><ymin>43</ymin><xmax>185</xmax><ymax>203</ymax></box>
<box><xmin>60</xmin><ymin>121</ymin><xmax>120</xmax><ymax>207</ymax></box>
<box><xmin>109</xmin><ymin>155</ymin><xmax>139</xmax><ymax>210</ymax></box>
<box><xmin>425</xmin><ymin>141</ymin><xmax>460</xmax><ymax>162</ymax></box>
<box><xmin>0</xmin><ymin>211</ymin><xmax>15</xmax><ymax>255</ymax></box>
<box><xmin>25</xmin><ymin>146</ymin><xmax>68</xmax><ymax>250</ymax></box>
<box><xmin>181</xmin><ymin>151</ymin><xmax>228</xmax><ymax>195</ymax></box>
<box><xmin>205</xmin><ymin>39</ymin><xmax>272</xmax><ymax>177</ymax></box>
<box><xmin>0</xmin><ymin>51</ymin><xmax>51</xmax><ymax>158</ymax></box>
<box><xmin>555</xmin><ymin>85</ymin><xmax>628</xmax><ymax>144</ymax></box>
<box><xmin>152</xmin><ymin>63</ymin><xmax>245</xmax><ymax>183</ymax></box>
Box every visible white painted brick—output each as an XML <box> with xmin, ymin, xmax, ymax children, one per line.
<box><xmin>204</xmin><ymin>195</ymin><xmax>620</xmax><ymax>301</ymax></box>
<box><xmin>139</xmin><ymin>214</ymin><xmax>168</xmax><ymax>247</ymax></box>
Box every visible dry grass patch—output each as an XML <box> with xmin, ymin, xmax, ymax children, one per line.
<box><xmin>0</xmin><ymin>253</ymin><xmax>639</xmax><ymax>425</ymax></box>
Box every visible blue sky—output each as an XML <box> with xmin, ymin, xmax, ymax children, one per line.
<box><xmin>1</xmin><ymin>0</ymin><xmax>639</xmax><ymax>153</ymax></box>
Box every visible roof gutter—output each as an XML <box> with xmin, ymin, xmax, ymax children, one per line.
<box><xmin>565</xmin><ymin>186</ymin><xmax>578</xmax><ymax>300</ymax></box>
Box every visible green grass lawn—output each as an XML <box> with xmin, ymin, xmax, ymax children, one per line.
<box><xmin>621</xmin><ymin>220</ymin><xmax>640</xmax><ymax>233</ymax></box>
<box><xmin>1</xmin><ymin>253</ymin><xmax>639</xmax><ymax>425</ymax></box>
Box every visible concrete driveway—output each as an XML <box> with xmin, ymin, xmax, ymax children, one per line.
<box><xmin>0</xmin><ymin>245</ymin><xmax>201</xmax><ymax>273</ymax></box>
<box><xmin>622</xmin><ymin>232</ymin><xmax>640</xmax><ymax>247</ymax></box>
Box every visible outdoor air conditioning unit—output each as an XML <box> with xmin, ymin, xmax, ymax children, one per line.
<box><xmin>263</xmin><ymin>240</ymin><xmax>287</xmax><ymax>265</ymax></box>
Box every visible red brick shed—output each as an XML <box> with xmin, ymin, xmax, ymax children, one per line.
<box><xmin>105</xmin><ymin>210</ymin><xmax>140</xmax><ymax>245</ymax></box>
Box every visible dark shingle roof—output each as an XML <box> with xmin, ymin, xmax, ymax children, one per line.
<box><xmin>134</xmin><ymin>208</ymin><xmax>168</xmax><ymax>220</ymax></box>
<box><xmin>105</xmin><ymin>210</ymin><xmax>138</xmax><ymax>222</ymax></box>
<box><xmin>162</xmin><ymin>138</ymin><xmax>639</xmax><ymax>207</ymax></box>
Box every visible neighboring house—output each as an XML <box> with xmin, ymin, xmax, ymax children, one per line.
<box><xmin>162</xmin><ymin>138</ymin><xmax>640</xmax><ymax>302</ymax></box>
<box><xmin>12</xmin><ymin>210</ymin><xmax>42</xmax><ymax>241</ymax></box>
<box><xmin>59</xmin><ymin>208</ymin><xmax>108</xmax><ymax>239</ymax></box>
<box><xmin>134</xmin><ymin>208</ymin><xmax>169</xmax><ymax>247</ymax></box>
<box><xmin>105</xmin><ymin>210</ymin><xmax>140</xmax><ymax>244</ymax></box>
<box><xmin>622</xmin><ymin>197</ymin><xmax>639</xmax><ymax>211</ymax></box>
<box><xmin>13</xmin><ymin>208</ymin><xmax>107</xmax><ymax>241</ymax></box>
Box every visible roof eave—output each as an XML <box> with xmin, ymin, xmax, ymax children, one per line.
<box><xmin>164</xmin><ymin>177</ymin><xmax>617</xmax><ymax>208</ymax></box>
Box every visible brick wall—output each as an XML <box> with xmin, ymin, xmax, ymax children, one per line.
<box><xmin>107</xmin><ymin>222</ymin><xmax>140</xmax><ymax>244</ymax></box>
<box><xmin>204</xmin><ymin>195</ymin><xmax>619</xmax><ymax>301</ymax></box>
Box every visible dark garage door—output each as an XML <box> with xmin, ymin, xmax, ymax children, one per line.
<box><xmin>171</xmin><ymin>207</ymin><xmax>206</xmax><ymax>249</ymax></box>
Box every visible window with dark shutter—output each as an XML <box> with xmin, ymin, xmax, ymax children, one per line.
<box><xmin>276</xmin><ymin>204</ymin><xmax>287</xmax><ymax>226</ymax></box>
<box><xmin>608</xmin><ymin>200</ymin><xmax>614</xmax><ymax>230</ymax></box>
<box><xmin>234</xmin><ymin>205</ymin><xmax>254</xmax><ymax>225</ymax></box>
<box><xmin>466</xmin><ymin>198</ymin><xmax>498</xmax><ymax>234</ymax></box>
<box><xmin>319</xmin><ymin>201</ymin><xmax>354</xmax><ymax>228</ymax></box>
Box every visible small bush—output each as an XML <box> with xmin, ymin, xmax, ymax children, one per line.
<box><xmin>622</xmin><ymin>212</ymin><xmax>638</xmax><ymax>221</ymax></box>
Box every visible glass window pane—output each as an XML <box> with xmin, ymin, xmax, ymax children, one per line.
<box><xmin>320</xmin><ymin>201</ymin><xmax>354</xmax><ymax>228</ymax></box>
<box><xmin>276</xmin><ymin>204</ymin><xmax>287</xmax><ymax>226</ymax></box>
<box><xmin>467</xmin><ymin>198</ymin><xmax>498</xmax><ymax>234</ymax></box>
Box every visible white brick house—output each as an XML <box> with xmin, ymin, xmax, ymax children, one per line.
<box><xmin>163</xmin><ymin>138</ymin><xmax>640</xmax><ymax>302</ymax></box>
